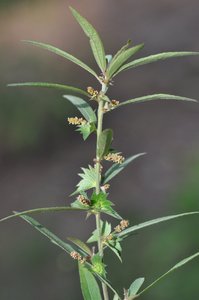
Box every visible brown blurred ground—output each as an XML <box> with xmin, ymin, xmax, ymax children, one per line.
<box><xmin>0</xmin><ymin>1</ymin><xmax>199</xmax><ymax>299</ymax></box>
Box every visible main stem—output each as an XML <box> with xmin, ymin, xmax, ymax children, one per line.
<box><xmin>95</xmin><ymin>82</ymin><xmax>109</xmax><ymax>300</ymax></box>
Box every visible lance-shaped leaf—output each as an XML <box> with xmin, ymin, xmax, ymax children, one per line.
<box><xmin>79</xmin><ymin>263</ymin><xmax>102</xmax><ymax>300</ymax></box>
<box><xmin>7</xmin><ymin>82</ymin><xmax>89</xmax><ymax>97</ymax></box>
<box><xmin>23</xmin><ymin>40</ymin><xmax>99</xmax><ymax>80</ymax></box>
<box><xmin>113</xmin><ymin>94</ymin><xmax>198</xmax><ymax>110</ymax></box>
<box><xmin>128</xmin><ymin>278</ymin><xmax>145</xmax><ymax>298</ymax></box>
<box><xmin>106</xmin><ymin>241</ymin><xmax>122</xmax><ymax>263</ymax></box>
<box><xmin>70</xmin><ymin>7</ymin><xmax>106</xmax><ymax>72</ymax></box>
<box><xmin>101</xmin><ymin>207</ymin><xmax>122</xmax><ymax>220</ymax></box>
<box><xmin>107</xmin><ymin>43</ymin><xmax>144</xmax><ymax>78</ymax></box>
<box><xmin>0</xmin><ymin>206</ymin><xmax>88</xmax><ymax>223</ymax></box>
<box><xmin>63</xmin><ymin>95</ymin><xmax>97</xmax><ymax>123</ymax></box>
<box><xmin>117</xmin><ymin>211</ymin><xmax>199</xmax><ymax>239</ymax></box>
<box><xmin>138</xmin><ymin>252</ymin><xmax>199</xmax><ymax>297</ymax></box>
<box><xmin>67</xmin><ymin>237</ymin><xmax>92</xmax><ymax>256</ymax></box>
<box><xmin>111</xmin><ymin>40</ymin><xmax>132</xmax><ymax>63</ymax></box>
<box><xmin>97</xmin><ymin>129</ymin><xmax>113</xmax><ymax>158</ymax></box>
<box><xmin>114</xmin><ymin>51</ymin><xmax>199</xmax><ymax>76</ymax></box>
<box><xmin>18</xmin><ymin>214</ymin><xmax>75</xmax><ymax>254</ymax></box>
<box><xmin>103</xmin><ymin>153</ymin><xmax>146</xmax><ymax>184</ymax></box>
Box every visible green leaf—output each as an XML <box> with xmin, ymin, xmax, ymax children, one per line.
<box><xmin>101</xmin><ymin>207</ymin><xmax>122</xmax><ymax>220</ymax></box>
<box><xmin>128</xmin><ymin>278</ymin><xmax>145</xmax><ymax>297</ymax></box>
<box><xmin>7</xmin><ymin>82</ymin><xmax>88</xmax><ymax>97</ymax></box>
<box><xmin>103</xmin><ymin>153</ymin><xmax>146</xmax><ymax>184</ymax></box>
<box><xmin>93</xmin><ymin>271</ymin><xmax>121</xmax><ymax>299</ymax></box>
<box><xmin>67</xmin><ymin>237</ymin><xmax>92</xmax><ymax>256</ymax></box>
<box><xmin>87</xmin><ymin>221</ymin><xmax>112</xmax><ymax>243</ymax></box>
<box><xmin>111</xmin><ymin>40</ymin><xmax>132</xmax><ymax>62</ymax></box>
<box><xmin>138</xmin><ymin>252</ymin><xmax>199</xmax><ymax>297</ymax></box>
<box><xmin>118</xmin><ymin>211</ymin><xmax>199</xmax><ymax>239</ymax></box>
<box><xmin>0</xmin><ymin>206</ymin><xmax>87</xmax><ymax>223</ymax></box>
<box><xmin>72</xmin><ymin>165</ymin><xmax>97</xmax><ymax>195</ymax></box>
<box><xmin>97</xmin><ymin>129</ymin><xmax>113</xmax><ymax>158</ymax></box>
<box><xmin>18</xmin><ymin>214</ymin><xmax>75</xmax><ymax>254</ymax></box>
<box><xmin>113</xmin><ymin>295</ymin><xmax>119</xmax><ymax>300</ymax></box>
<box><xmin>79</xmin><ymin>263</ymin><xmax>102</xmax><ymax>300</ymax></box>
<box><xmin>106</xmin><ymin>242</ymin><xmax>122</xmax><ymax>263</ymax></box>
<box><xmin>70</xmin><ymin>7</ymin><xmax>106</xmax><ymax>72</ymax></box>
<box><xmin>114</xmin><ymin>51</ymin><xmax>199</xmax><ymax>76</ymax></box>
<box><xmin>113</xmin><ymin>94</ymin><xmax>198</xmax><ymax>109</ymax></box>
<box><xmin>23</xmin><ymin>40</ymin><xmax>99</xmax><ymax>80</ymax></box>
<box><xmin>76</xmin><ymin>123</ymin><xmax>96</xmax><ymax>140</ymax></box>
<box><xmin>63</xmin><ymin>95</ymin><xmax>97</xmax><ymax>123</ymax></box>
<box><xmin>107</xmin><ymin>43</ymin><xmax>144</xmax><ymax>78</ymax></box>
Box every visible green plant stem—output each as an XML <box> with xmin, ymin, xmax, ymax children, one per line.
<box><xmin>95</xmin><ymin>83</ymin><xmax>109</xmax><ymax>300</ymax></box>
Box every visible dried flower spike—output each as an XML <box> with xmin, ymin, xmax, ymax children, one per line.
<box><xmin>114</xmin><ymin>219</ymin><xmax>129</xmax><ymax>232</ymax></box>
<box><xmin>104</xmin><ymin>153</ymin><xmax>125</xmax><ymax>164</ymax></box>
<box><xmin>120</xmin><ymin>219</ymin><xmax>129</xmax><ymax>230</ymax></box>
<box><xmin>70</xmin><ymin>251</ymin><xmax>81</xmax><ymax>260</ymax></box>
<box><xmin>111</xmin><ymin>99</ymin><xmax>120</xmax><ymax>107</ymax></box>
<box><xmin>70</xmin><ymin>251</ymin><xmax>86</xmax><ymax>264</ymax></box>
<box><xmin>68</xmin><ymin>117</ymin><xmax>87</xmax><ymax>125</ymax></box>
<box><xmin>77</xmin><ymin>195</ymin><xmax>90</xmax><ymax>206</ymax></box>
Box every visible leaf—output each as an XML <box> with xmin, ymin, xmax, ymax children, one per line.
<box><xmin>106</xmin><ymin>243</ymin><xmax>122</xmax><ymax>263</ymax></box>
<box><xmin>111</xmin><ymin>40</ymin><xmax>132</xmax><ymax>62</ymax></box>
<box><xmin>63</xmin><ymin>95</ymin><xmax>97</xmax><ymax>123</ymax></box>
<box><xmin>76</xmin><ymin>123</ymin><xmax>96</xmax><ymax>140</ymax></box>
<box><xmin>102</xmin><ymin>207</ymin><xmax>122</xmax><ymax>220</ymax></box>
<box><xmin>97</xmin><ymin>129</ymin><xmax>113</xmax><ymax>158</ymax></box>
<box><xmin>93</xmin><ymin>270</ymin><xmax>121</xmax><ymax>299</ymax></box>
<box><xmin>79</xmin><ymin>263</ymin><xmax>102</xmax><ymax>300</ymax></box>
<box><xmin>117</xmin><ymin>211</ymin><xmax>199</xmax><ymax>239</ymax></box>
<box><xmin>70</xmin><ymin>7</ymin><xmax>106</xmax><ymax>72</ymax></box>
<box><xmin>107</xmin><ymin>43</ymin><xmax>144</xmax><ymax>77</ymax></box>
<box><xmin>128</xmin><ymin>278</ymin><xmax>145</xmax><ymax>297</ymax></box>
<box><xmin>113</xmin><ymin>94</ymin><xmax>198</xmax><ymax>109</ymax></box>
<box><xmin>113</xmin><ymin>295</ymin><xmax>120</xmax><ymax>300</ymax></box>
<box><xmin>23</xmin><ymin>40</ymin><xmax>99</xmax><ymax>80</ymax></box>
<box><xmin>103</xmin><ymin>153</ymin><xmax>146</xmax><ymax>184</ymax></box>
<box><xmin>72</xmin><ymin>165</ymin><xmax>97</xmax><ymax>195</ymax></box>
<box><xmin>7</xmin><ymin>82</ymin><xmax>88</xmax><ymax>96</ymax></box>
<box><xmin>18</xmin><ymin>214</ymin><xmax>75</xmax><ymax>254</ymax></box>
<box><xmin>67</xmin><ymin>237</ymin><xmax>92</xmax><ymax>256</ymax></box>
<box><xmin>0</xmin><ymin>206</ymin><xmax>88</xmax><ymax>223</ymax></box>
<box><xmin>87</xmin><ymin>221</ymin><xmax>112</xmax><ymax>243</ymax></box>
<box><xmin>138</xmin><ymin>252</ymin><xmax>199</xmax><ymax>297</ymax></box>
<box><xmin>114</xmin><ymin>51</ymin><xmax>199</xmax><ymax>76</ymax></box>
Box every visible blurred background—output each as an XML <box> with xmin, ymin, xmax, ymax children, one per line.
<box><xmin>0</xmin><ymin>0</ymin><xmax>199</xmax><ymax>299</ymax></box>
